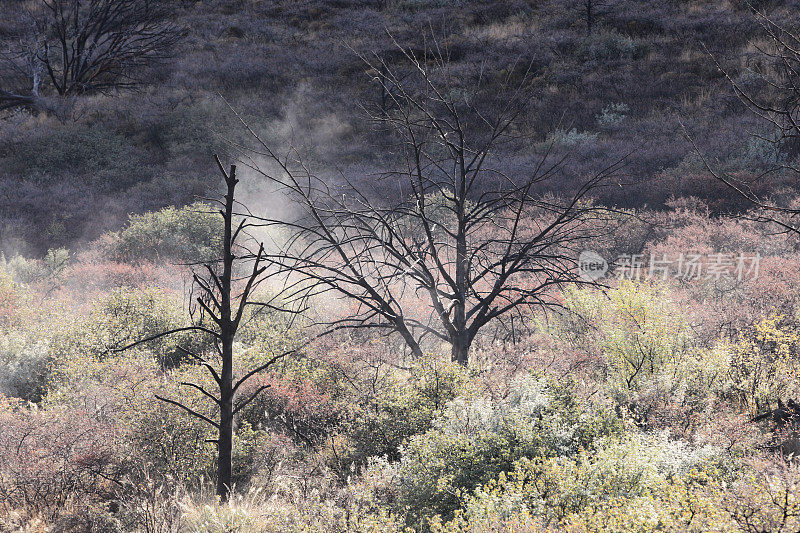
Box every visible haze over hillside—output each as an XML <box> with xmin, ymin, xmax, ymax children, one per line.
<box><xmin>2</xmin><ymin>0</ymin><xmax>797</xmax><ymax>254</ymax></box>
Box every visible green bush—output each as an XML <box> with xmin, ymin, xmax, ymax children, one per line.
<box><xmin>396</xmin><ymin>374</ymin><xmax>620</xmax><ymax>526</ymax></box>
<box><xmin>123</xmin><ymin>362</ymin><xmax>217</xmax><ymax>485</ymax></box>
<box><xmin>729</xmin><ymin>313</ymin><xmax>800</xmax><ymax>413</ymax></box>
<box><xmin>564</xmin><ymin>282</ymin><xmax>695</xmax><ymax>390</ymax></box>
<box><xmin>111</xmin><ymin>202</ymin><xmax>223</xmax><ymax>264</ymax></box>
<box><xmin>50</xmin><ymin>286</ymin><xmax>194</xmax><ymax>369</ymax></box>
<box><xmin>0</xmin><ymin>329</ymin><xmax>51</xmax><ymax>402</ymax></box>
<box><xmin>343</xmin><ymin>354</ymin><xmax>470</xmax><ymax>465</ymax></box>
<box><xmin>441</xmin><ymin>431</ymin><xmax>731</xmax><ymax>532</ymax></box>
<box><xmin>4</xmin><ymin>248</ymin><xmax>70</xmax><ymax>285</ymax></box>
<box><xmin>560</xmin><ymin>282</ymin><xmax>729</xmax><ymax>429</ymax></box>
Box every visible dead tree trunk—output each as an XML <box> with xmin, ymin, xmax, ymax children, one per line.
<box><xmin>216</xmin><ymin>165</ymin><xmax>236</xmax><ymax>500</ymax></box>
<box><xmin>117</xmin><ymin>157</ymin><xmax>295</xmax><ymax>503</ymax></box>
<box><xmin>236</xmin><ymin>44</ymin><xmax>621</xmax><ymax>368</ymax></box>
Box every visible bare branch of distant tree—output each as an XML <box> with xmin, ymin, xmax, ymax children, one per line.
<box><xmin>693</xmin><ymin>4</ymin><xmax>800</xmax><ymax>235</ymax></box>
<box><xmin>0</xmin><ymin>0</ymin><xmax>183</xmax><ymax>112</ymax></box>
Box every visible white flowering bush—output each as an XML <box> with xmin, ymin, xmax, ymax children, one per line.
<box><xmin>448</xmin><ymin>431</ymin><xmax>729</xmax><ymax>531</ymax></box>
<box><xmin>0</xmin><ymin>330</ymin><xmax>51</xmax><ymax>401</ymax></box>
<box><xmin>396</xmin><ymin>374</ymin><xmax>620</xmax><ymax>526</ymax></box>
<box><xmin>545</xmin><ymin>128</ymin><xmax>599</xmax><ymax>148</ymax></box>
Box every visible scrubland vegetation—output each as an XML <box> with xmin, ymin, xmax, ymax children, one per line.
<box><xmin>3</xmin><ymin>0</ymin><xmax>800</xmax><ymax>531</ymax></box>
<box><xmin>3</xmin><ymin>201</ymin><xmax>800</xmax><ymax>531</ymax></box>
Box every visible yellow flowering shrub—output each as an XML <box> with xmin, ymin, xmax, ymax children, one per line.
<box><xmin>433</xmin><ymin>438</ymin><xmax>800</xmax><ymax>533</ymax></box>
<box><xmin>560</xmin><ymin>282</ymin><xmax>730</xmax><ymax>431</ymax></box>
<box><xmin>729</xmin><ymin>313</ymin><xmax>800</xmax><ymax>413</ymax></box>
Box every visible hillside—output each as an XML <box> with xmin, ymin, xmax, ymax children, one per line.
<box><xmin>2</xmin><ymin>0</ymin><xmax>798</xmax><ymax>254</ymax></box>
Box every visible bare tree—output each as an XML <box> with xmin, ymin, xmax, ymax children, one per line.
<box><xmin>693</xmin><ymin>6</ymin><xmax>800</xmax><ymax>236</ymax></box>
<box><xmin>236</xmin><ymin>48</ymin><xmax>622</xmax><ymax>366</ymax></box>
<box><xmin>117</xmin><ymin>157</ymin><xmax>296</xmax><ymax>502</ymax></box>
<box><xmin>575</xmin><ymin>0</ymin><xmax>611</xmax><ymax>35</ymax></box>
<box><xmin>0</xmin><ymin>0</ymin><xmax>182</xmax><ymax>111</ymax></box>
<box><xmin>0</xmin><ymin>13</ymin><xmax>45</xmax><ymax>111</ymax></box>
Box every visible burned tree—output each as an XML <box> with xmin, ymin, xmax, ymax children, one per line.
<box><xmin>38</xmin><ymin>0</ymin><xmax>182</xmax><ymax>96</ymax></box>
<box><xmin>118</xmin><ymin>157</ymin><xmax>294</xmax><ymax>502</ymax></box>
<box><xmin>238</xmin><ymin>48</ymin><xmax>621</xmax><ymax>366</ymax></box>
<box><xmin>0</xmin><ymin>0</ymin><xmax>182</xmax><ymax>111</ymax></box>
<box><xmin>0</xmin><ymin>13</ymin><xmax>45</xmax><ymax>111</ymax></box>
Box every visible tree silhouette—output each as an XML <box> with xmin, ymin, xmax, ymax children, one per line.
<box><xmin>117</xmin><ymin>156</ymin><xmax>296</xmax><ymax>502</ymax></box>
<box><xmin>1</xmin><ymin>0</ymin><xmax>182</xmax><ymax>111</ymax></box>
<box><xmin>236</xmin><ymin>46</ymin><xmax>622</xmax><ymax>365</ymax></box>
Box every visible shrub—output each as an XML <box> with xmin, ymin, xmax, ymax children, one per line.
<box><xmin>47</xmin><ymin>349</ymin><xmax>304</xmax><ymax>496</ymax></box>
<box><xmin>123</xmin><ymin>362</ymin><xmax>217</xmax><ymax>486</ymax></box>
<box><xmin>437</xmin><ymin>453</ymin><xmax>800</xmax><ymax>533</ymax></box>
<box><xmin>0</xmin><ymin>270</ymin><xmax>51</xmax><ymax>402</ymax></box>
<box><xmin>564</xmin><ymin>282</ymin><xmax>694</xmax><ymax>391</ymax></box>
<box><xmin>578</xmin><ymin>31</ymin><xmax>648</xmax><ymax>61</ymax></box>
<box><xmin>50</xmin><ymin>286</ymin><xmax>194</xmax><ymax>369</ymax></box>
<box><xmin>232</xmin><ymin>310</ymin><xmax>330</xmax><ymax>456</ymax></box>
<box><xmin>440</xmin><ymin>431</ymin><xmax>730</xmax><ymax>532</ymax></box>
<box><xmin>560</xmin><ymin>282</ymin><xmax>729</xmax><ymax>431</ymax></box>
<box><xmin>739</xmin><ymin>134</ymin><xmax>786</xmax><ymax>169</ymax></box>
<box><xmin>0</xmin><ymin>329</ymin><xmax>51</xmax><ymax>402</ymax></box>
<box><xmin>4</xmin><ymin>248</ymin><xmax>70</xmax><ymax>285</ymax></box>
<box><xmin>0</xmin><ymin>398</ymin><xmax>123</xmax><ymax>530</ymax></box>
<box><xmin>59</xmin><ymin>253</ymin><xmax>164</xmax><ymax>294</ymax></box>
<box><xmin>544</xmin><ymin>128</ymin><xmax>599</xmax><ymax>148</ymax></box>
<box><xmin>4</xmin><ymin>125</ymin><xmax>152</xmax><ymax>188</ymax></box>
<box><xmin>237</xmin><ymin>344</ymin><xmax>465</xmax><ymax>477</ymax></box>
<box><xmin>596</xmin><ymin>103</ymin><xmax>630</xmax><ymax>127</ymax></box>
<box><xmin>729</xmin><ymin>313</ymin><xmax>800</xmax><ymax>413</ymax></box>
<box><xmin>110</xmin><ymin>202</ymin><xmax>223</xmax><ymax>264</ymax></box>
<box><xmin>47</xmin><ymin>354</ymin><xmax>216</xmax><ymax>486</ymax></box>
<box><xmin>342</xmin><ymin>354</ymin><xmax>470</xmax><ymax>466</ymax></box>
<box><xmin>727</xmin><ymin>460</ymin><xmax>800</xmax><ymax>533</ymax></box>
<box><xmin>396</xmin><ymin>374</ymin><xmax>620</xmax><ymax>525</ymax></box>
<box><xmin>154</xmin><ymin>99</ymin><xmax>238</xmax><ymax>161</ymax></box>
<box><xmin>239</xmin><ymin>372</ymin><xmax>343</xmax><ymax>451</ymax></box>
<box><xmin>0</xmin><ymin>266</ymin><xmax>30</xmax><ymax>328</ymax></box>
<box><xmin>178</xmin><ymin>482</ymin><xmax>406</xmax><ymax>533</ymax></box>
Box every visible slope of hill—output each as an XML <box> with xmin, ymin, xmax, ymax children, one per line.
<box><xmin>0</xmin><ymin>0</ymin><xmax>796</xmax><ymax>252</ymax></box>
